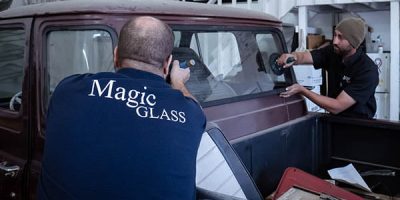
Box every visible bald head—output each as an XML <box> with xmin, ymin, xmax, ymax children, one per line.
<box><xmin>117</xmin><ymin>16</ymin><xmax>174</xmax><ymax>68</ymax></box>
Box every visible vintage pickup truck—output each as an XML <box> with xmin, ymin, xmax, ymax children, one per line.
<box><xmin>0</xmin><ymin>0</ymin><xmax>399</xmax><ymax>199</ymax></box>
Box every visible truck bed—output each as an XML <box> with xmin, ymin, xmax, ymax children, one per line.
<box><xmin>231</xmin><ymin>113</ymin><xmax>400</xmax><ymax>197</ymax></box>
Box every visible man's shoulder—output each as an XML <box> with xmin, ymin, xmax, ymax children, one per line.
<box><xmin>313</xmin><ymin>44</ymin><xmax>334</xmax><ymax>53</ymax></box>
<box><xmin>310</xmin><ymin>44</ymin><xmax>336</xmax><ymax>60</ymax></box>
<box><xmin>310</xmin><ymin>44</ymin><xmax>336</xmax><ymax>69</ymax></box>
<box><xmin>361</xmin><ymin>53</ymin><xmax>377</xmax><ymax>66</ymax></box>
<box><xmin>58</xmin><ymin>72</ymin><xmax>116</xmax><ymax>86</ymax></box>
<box><xmin>50</xmin><ymin>72</ymin><xmax>117</xmax><ymax>97</ymax></box>
<box><xmin>358</xmin><ymin>53</ymin><xmax>379</xmax><ymax>74</ymax></box>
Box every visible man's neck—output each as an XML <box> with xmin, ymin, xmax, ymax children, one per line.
<box><xmin>342</xmin><ymin>48</ymin><xmax>357</xmax><ymax>60</ymax></box>
<box><xmin>118</xmin><ymin>59</ymin><xmax>164</xmax><ymax>77</ymax></box>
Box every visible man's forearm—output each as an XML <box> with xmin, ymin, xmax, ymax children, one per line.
<box><xmin>171</xmin><ymin>82</ymin><xmax>198</xmax><ymax>102</ymax></box>
<box><xmin>301</xmin><ymin>88</ymin><xmax>344</xmax><ymax>114</ymax></box>
<box><xmin>292</xmin><ymin>51</ymin><xmax>313</xmax><ymax>65</ymax></box>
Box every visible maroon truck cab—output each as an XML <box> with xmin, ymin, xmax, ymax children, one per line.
<box><xmin>0</xmin><ymin>1</ymin><xmax>399</xmax><ymax>199</ymax></box>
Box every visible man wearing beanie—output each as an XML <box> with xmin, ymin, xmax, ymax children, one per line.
<box><xmin>278</xmin><ymin>17</ymin><xmax>379</xmax><ymax>119</ymax></box>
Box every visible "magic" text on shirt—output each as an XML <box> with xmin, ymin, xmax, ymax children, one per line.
<box><xmin>88</xmin><ymin>79</ymin><xmax>186</xmax><ymax>123</ymax></box>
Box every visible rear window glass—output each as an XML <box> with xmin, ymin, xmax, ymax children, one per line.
<box><xmin>0</xmin><ymin>29</ymin><xmax>24</xmax><ymax>111</ymax></box>
<box><xmin>172</xmin><ymin>29</ymin><xmax>287</xmax><ymax>104</ymax></box>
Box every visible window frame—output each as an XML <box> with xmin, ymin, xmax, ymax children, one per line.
<box><xmin>42</xmin><ymin>25</ymin><xmax>117</xmax><ymax>113</ymax></box>
<box><xmin>0</xmin><ymin>21</ymin><xmax>29</xmax><ymax>122</ymax></box>
<box><xmin>0</xmin><ymin>18</ymin><xmax>31</xmax><ymax>142</ymax></box>
<box><xmin>0</xmin><ymin>27</ymin><xmax>26</xmax><ymax>113</ymax></box>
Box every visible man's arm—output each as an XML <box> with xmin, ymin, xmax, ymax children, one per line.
<box><xmin>280</xmin><ymin>84</ymin><xmax>356</xmax><ymax>114</ymax></box>
<box><xmin>169</xmin><ymin>60</ymin><xmax>197</xmax><ymax>101</ymax></box>
<box><xmin>277</xmin><ymin>51</ymin><xmax>314</xmax><ymax>68</ymax></box>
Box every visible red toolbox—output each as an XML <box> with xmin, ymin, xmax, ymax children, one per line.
<box><xmin>273</xmin><ymin>167</ymin><xmax>363</xmax><ymax>200</ymax></box>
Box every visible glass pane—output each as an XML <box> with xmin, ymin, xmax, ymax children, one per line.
<box><xmin>173</xmin><ymin>31</ymin><xmax>181</xmax><ymax>47</ymax></box>
<box><xmin>190</xmin><ymin>32</ymin><xmax>242</xmax><ymax>101</ymax></box>
<box><xmin>193</xmin><ymin>32</ymin><xmax>241</xmax><ymax>80</ymax></box>
<box><xmin>47</xmin><ymin>30</ymin><xmax>114</xmax><ymax>91</ymax></box>
<box><xmin>256</xmin><ymin>33</ymin><xmax>286</xmax><ymax>82</ymax></box>
<box><xmin>172</xmin><ymin>29</ymin><xmax>286</xmax><ymax>104</ymax></box>
<box><xmin>0</xmin><ymin>29</ymin><xmax>24</xmax><ymax>111</ymax></box>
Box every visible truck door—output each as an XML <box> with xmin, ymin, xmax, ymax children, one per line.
<box><xmin>0</xmin><ymin>18</ymin><xmax>32</xmax><ymax>200</ymax></box>
<box><xmin>29</xmin><ymin>17</ymin><xmax>117</xmax><ymax>199</ymax></box>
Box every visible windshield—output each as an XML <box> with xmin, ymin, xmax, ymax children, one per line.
<box><xmin>173</xmin><ymin>27</ymin><xmax>290</xmax><ymax>105</ymax></box>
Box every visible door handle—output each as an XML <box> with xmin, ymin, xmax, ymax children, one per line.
<box><xmin>0</xmin><ymin>161</ymin><xmax>20</xmax><ymax>177</ymax></box>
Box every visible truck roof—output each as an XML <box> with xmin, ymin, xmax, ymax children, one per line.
<box><xmin>0</xmin><ymin>0</ymin><xmax>281</xmax><ymax>24</ymax></box>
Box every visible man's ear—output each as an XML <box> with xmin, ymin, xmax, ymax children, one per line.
<box><xmin>163</xmin><ymin>55</ymin><xmax>173</xmax><ymax>77</ymax></box>
<box><xmin>113</xmin><ymin>47</ymin><xmax>120</xmax><ymax>69</ymax></box>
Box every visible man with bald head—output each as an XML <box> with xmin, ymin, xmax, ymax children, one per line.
<box><xmin>37</xmin><ymin>16</ymin><xmax>206</xmax><ymax>199</ymax></box>
<box><xmin>278</xmin><ymin>17</ymin><xmax>378</xmax><ymax>119</ymax></box>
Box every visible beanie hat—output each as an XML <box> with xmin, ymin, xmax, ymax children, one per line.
<box><xmin>335</xmin><ymin>17</ymin><xmax>366</xmax><ymax>48</ymax></box>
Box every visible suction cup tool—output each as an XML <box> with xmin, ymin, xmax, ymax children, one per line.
<box><xmin>269</xmin><ymin>53</ymin><xmax>296</xmax><ymax>76</ymax></box>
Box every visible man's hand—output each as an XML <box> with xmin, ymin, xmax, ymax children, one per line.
<box><xmin>280</xmin><ymin>83</ymin><xmax>356</xmax><ymax>115</ymax></box>
<box><xmin>277</xmin><ymin>53</ymin><xmax>296</xmax><ymax>68</ymax></box>
<box><xmin>169</xmin><ymin>60</ymin><xmax>198</xmax><ymax>101</ymax></box>
<box><xmin>280</xmin><ymin>83</ymin><xmax>305</xmax><ymax>98</ymax></box>
<box><xmin>170</xmin><ymin>60</ymin><xmax>190</xmax><ymax>86</ymax></box>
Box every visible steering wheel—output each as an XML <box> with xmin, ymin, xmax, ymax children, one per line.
<box><xmin>9</xmin><ymin>91</ymin><xmax>22</xmax><ymax>111</ymax></box>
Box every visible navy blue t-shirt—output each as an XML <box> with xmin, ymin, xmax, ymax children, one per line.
<box><xmin>311</xmin><ymin>45</ymin><xmax>379</xmax><ymax>118</ymax></box>
<box><xmin>37</xmin><ymin>68</ymin><xmax>206</xmax><ymax>200</ymax></box>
